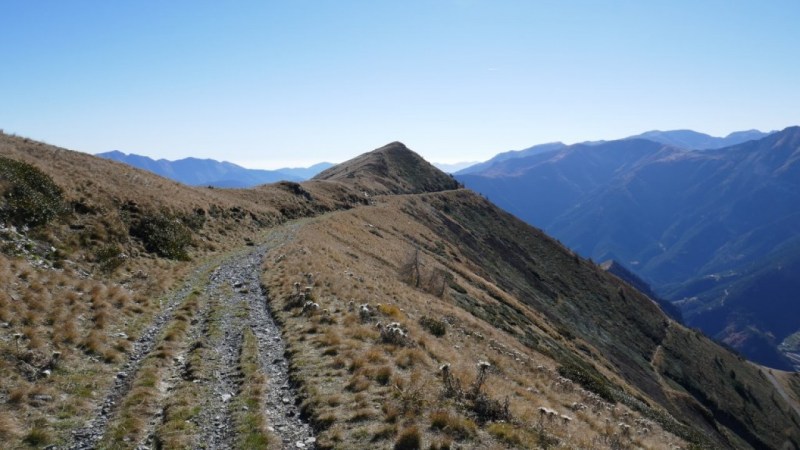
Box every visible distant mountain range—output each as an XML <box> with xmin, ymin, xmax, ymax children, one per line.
<box><xmin>624</xmin><ymin>129</ymin><xmax>773</xmax><ymax>150</ymax></box>
<box><xmin>457</xmin><ymin>127</ymin><xmax>800</xmax><ymax>369</ymax></box>
<box><xmin>457</xmin><ymin>129</ymin><xmax>774</xmax><ymax>175</ymax></box>
<box><xmin>96</xmin><ymin>151</ymin><xmax>333</xmax><ymax>188</ymax></box>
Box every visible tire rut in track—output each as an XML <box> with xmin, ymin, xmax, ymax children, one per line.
<box><xmin>137</xmin><ymin>286</ymin><xmax>215</xmax><ymax>450</ymax></box>
<box><xmin>69</xmin><ymin>260</ymin><xmax>218</xmax><ymax>450</ymax></box>
<box><xmin>194</xmin><ymin>263</ymin><xmax>249</xmax><ymax>449</ymax></box>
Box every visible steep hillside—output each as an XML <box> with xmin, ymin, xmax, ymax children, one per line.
<box><xmin>600</xmin><ymin>260</ymin><xmax>683</xmax><ymax>323</ymax></box>
<box><xmin>458</xmin><ymin>127</ymin><xmax>800</xmax><ymax>369</ymax></box>
<box><xmin>97</xmin><ymin>150</ymin><xmax>333</xmax><ymax>187</ymax></box>
<box><xmin>1</xmin><ymin>135</ymin><xmax>798</xmax><ymax>449</ymax></box>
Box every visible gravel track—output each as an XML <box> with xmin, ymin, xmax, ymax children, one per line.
<box><xmin>68</xmin><ymin>223</ymin><xmax>314</xmax><ymax>449</ymax></box>
<box><xmin>196</xmin><ymin>231</ymin><xmax>314</xmax><ymax>448</ymax></box>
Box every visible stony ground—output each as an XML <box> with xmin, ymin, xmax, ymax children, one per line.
<box><xmin>67</xmin><ymin>224</ymin><xmax>315</xmax><ymax>450</ymax></box>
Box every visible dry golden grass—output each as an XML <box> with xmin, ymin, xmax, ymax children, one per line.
<box><xmin>261</xmin><ymin>206</ymin><xmax>690</xmax><ymax>449</ymax></box>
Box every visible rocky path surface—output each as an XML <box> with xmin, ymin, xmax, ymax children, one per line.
<box><xmin>68</xmin><ymin>224</ymin><xmax>315</xmax><ymax>449</ymax></box>
<box><xmin>195</xmin><ymin>241</ymin><xmax>314</xmax><ymax>448</ymax></box>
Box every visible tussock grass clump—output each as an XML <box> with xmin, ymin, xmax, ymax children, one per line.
<box><xmin>22</xmin><ymin>422</ymin><xmax>52</xmax><ymax>447</ymax></box>
<box><xmin>378</xmin><ymin>303</ymin><xmax>403</xmax><ymax>319</ymax></box>
<box><xmin>372</xmin><ymin>365</ymin><xmax>393</xmax><ymax>385</ymax></box>
<box><xmin>94</xmin><ymin>243</ymin><xmax>126</xmax><ymax>272</ymax></box>
<box><xmin>429</xmin><ymin>410</ymin><xmax>476</xmax><ymax>439</ymax></box>
<box><xmin>0</xmin><ymin>414</ymin><xmax>21</xmax><ymax>441</ymax></box>
<box><xmin>487</xmin><ymin>422</ymin><xmax>536</xmax><ymax>447</ymax></box>
<box><xmin>394</xmin><ymin>425</ymin><xmax>422</xmax><ymax>450</ymax></box>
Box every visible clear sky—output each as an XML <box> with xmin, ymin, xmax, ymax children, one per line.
<box><xmin>1</xmin><ymin>1</ymin><xmax>799</xmax><ymax>168</ymax></box>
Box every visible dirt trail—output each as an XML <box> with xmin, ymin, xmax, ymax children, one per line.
<box><xmin>68</xmin><ymin>224</ymin><xmax>314</xmax><ymax>449</ymax></box>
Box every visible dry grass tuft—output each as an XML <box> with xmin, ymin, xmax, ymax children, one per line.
<box><xmin>0</xmin><ymin>414</ymin><xmax>21</xmax><ymax>441</ymax></box>
<box><xmin>394</xmin><ymin>425</ymin><xmax>422</xmax><ymax>450</ymax></box>
<box><xmin>429</xmin><ymin>410</ymin><xmax>476</xmax><ymax>440</ymax></box>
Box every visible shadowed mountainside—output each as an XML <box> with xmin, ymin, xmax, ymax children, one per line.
<box><xmin>457</xmin><ymin>127</ymin><xmax>800</xmax><ymax>369</ymax></box>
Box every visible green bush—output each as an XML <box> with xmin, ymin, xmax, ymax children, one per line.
<box><xmin>557</xmin><ymin>360</ymin><xmax>616</xmax><ymax>403</ymax></box>
<box><xmin>0</xmin><ymin>156</ymin><xmax>64</xmax><ymax>227</ymax></box>
<box><xmin>180</xmin><ymin>208</ymin><xmax>206</xmax><ymax>231</ymax></box>
<box><xmin>130</xmin><ymin>213</ymin><xmax>192</xmax><ymax>260</ymax></box>
<box><xmin>419</xmin><ymin>316</ymin><xmax>447</xmax><ymax>337</ymax></box>
<box><xmin>94</xmin><ymin>244</ymin><xmax>126</xmax><ymax>272</ymax></box>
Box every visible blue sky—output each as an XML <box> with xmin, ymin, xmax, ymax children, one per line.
<box><xmin>1</xmin><ymin>1</ymin><xmax>798</xmax><ymax>168</ymax></box>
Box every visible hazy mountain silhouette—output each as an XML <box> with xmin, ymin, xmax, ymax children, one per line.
<box><xmin>626</xmin><ymin>129</ymin><xmax>773</xmax><ymax>150</ymax></box>
<box><xmin>456</xmin><ymin>142</ymin><xmax>567</xmax><ymax>175</ymax></box>
<box><xmin>458</xmin><ymin>129</ymin><xmax>773</xmax><ymax>178</ymax></box>
<box><xmin>97</xmin><ymin>151</ymin><xmax>332</xmax><ymax>187</ymax></box>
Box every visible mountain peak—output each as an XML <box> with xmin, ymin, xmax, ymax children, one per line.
<box><xmin>313</xmin><ymin>142</ymin><xmax>460</xmax><ymax>194</ymax></box>
<box><xmin>775</xmin><ymin>125</ymin><xmax>800</xmax><ymax>140</ymax></box>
